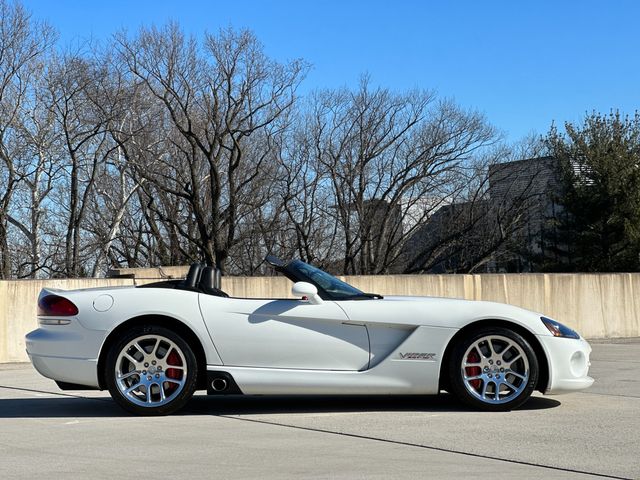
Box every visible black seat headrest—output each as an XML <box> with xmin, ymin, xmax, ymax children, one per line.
<box><xmin>213</xmin><ymin>267</ymin><xmax>221</xmax><ymax>290</ymax></box>
<box><xmin>199</xmin><ymin>266</ymin><xmax>228</xmax><ymax>297</ymax></box>
<box><xmin>200</xmin><ymin>266</ymin><xmax>215</xmax><ymax>290</ymax></box>
<box><xmin>184</xmin><ymin>263</ymin><xmax>203</xmax><ymax>290</ymax></box>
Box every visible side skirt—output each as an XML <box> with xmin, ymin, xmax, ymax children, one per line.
<box><xmin>215</xmin><ymin>365</ymin><xmax>437</xmax><ymax>395</ymax></box>
<box><xmin>56</xmin><ymin>381</ymin><xmax>100</xmax><ymax>391</ymax></box>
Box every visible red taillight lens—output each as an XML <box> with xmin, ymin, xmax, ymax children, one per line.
<box><xmin>38</xmin><ymin>295</ymin><xmax>79</xmax><ymax>316</ymax></box>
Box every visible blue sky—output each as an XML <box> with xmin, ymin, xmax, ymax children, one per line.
<box><xmin>22</xmin><ymin>0</ymin><xmax>640</xmax><ymax>142</ymax></box>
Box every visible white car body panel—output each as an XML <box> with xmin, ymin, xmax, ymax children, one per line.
<box><xmin>199</xmin><ymin>296</ymin><xmax>369</xmax><ymax>370</ymax></box>
<box><xmin>26</xmin><ymin>276</ymin><xmax>594</xmax><ymax>399</ymax></box>
<box><xmin>338</xmin><ymin>296</ymin><xmax>551</xmax><ymax>335</ymax></box>
<box><xmin>222</xmin><ymin>326</ymin><xmax>457</xmax><ymax>395</ymax></box>
<box><xmin>537</xmin><ymin>334</ymin><xmax>594</xmax><ymax>394</ymax></box>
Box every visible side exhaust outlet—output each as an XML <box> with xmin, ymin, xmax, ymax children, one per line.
<box><xmin>206</xmin><ymin>371</ymin><xmax>241</xmax><ymax>395</ymax></box>
<box><xmin>211</xmin><ymin>378</ymin><xmax>228</xmax><ymax>392</ymax></box>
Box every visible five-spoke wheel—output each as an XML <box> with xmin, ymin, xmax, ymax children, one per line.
<box><xmin>449</xmin><ymin>327</ymin><xmax>538</xmax><ymax>411</ymax></box>
<box><xmin>105</xmin><ymin>325</ymin><xmax>198</xmax><ymax>415</ymax></box>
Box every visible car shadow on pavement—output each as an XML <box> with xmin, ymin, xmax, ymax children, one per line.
<box><xmin>183</xmin><ymin>393</ymin><xmax>561</xmax><ymax>415</ymax></box>
<box><xmin>0</xmin><ymin>396</ymin><xmax>126</xmax><ymax>418</ymax></box>
<box><xmin>0</xmin><ymin>393</ymin><xmax>560</xmax><ymax>418</ymax></box>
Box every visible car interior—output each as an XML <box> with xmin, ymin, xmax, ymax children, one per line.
<box><xmin>138</xmin><ymin>263</ymin><xmax>229</xmax><ymax>297</ymax></box>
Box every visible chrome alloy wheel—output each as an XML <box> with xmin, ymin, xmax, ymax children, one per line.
<box><xmin>461</xmin><ymin>335</ymin><xmax>530</xmax><ymax>404</ymax></box>
<box><xmin>114</xmin><ymin>334</ymin><xmax>187</xmax><ymax>408</ymax></box>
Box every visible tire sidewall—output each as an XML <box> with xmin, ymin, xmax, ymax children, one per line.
<box><xmin>449</xmin><ymin>327</ymin><xmax>539</xmax><ymax>411</ymax></box>
<box><xmin>105</xmin><ymin>324</ymin><xmax>198</xmax><ymax>415</ymax></box>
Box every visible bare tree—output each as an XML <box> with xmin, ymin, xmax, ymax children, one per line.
<box><xmin>280</xmin><ymin>78</ymin><xmax>499</xmax><ymax>275</ymax></box>
<box><xmin>270</xmin><ymin>109</ymin><xmax>342</xmax><ymax>268</ymax></box>
<box><xmin>46</xmin><ymin>53</ymin><xmax>119</xmax><ymax>276</ymax></box>
<box><xmin>80</xmin><ymin>54</ymin><xmax>155</xmax><ymax>276</ymax></box>
<box><xmin>0</xmin><ymin>0</ymin><xmax>54</xmax><ymax>278</ymax></box>
<box><xmin>8</xmin><ymin>57</ymin><xmax>63</xmax><ymax>277</ymax></box>
<box><xmin>114</xmin><ymin>25</ymin><xmax>307</xmax><ymax>272</ymax></box>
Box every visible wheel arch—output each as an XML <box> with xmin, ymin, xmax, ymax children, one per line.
<box><xmin>438</xmin><ymin>319</ymin><xmax>549</xmax><ymax>394</ymax></box>
<box><xmin>97</xmin><ymin>314</ymin><xmax>208</xmax><ymax>391</ymax></box>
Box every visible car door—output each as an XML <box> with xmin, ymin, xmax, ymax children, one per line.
<box><xmin>198</xmin><ymin>295</ymin><xmax>369</xmax><ymax>371</ymax></box>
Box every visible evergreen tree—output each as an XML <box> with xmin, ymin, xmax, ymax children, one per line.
<box><xmin>544</xmin><ymin>111</ymin><xmax>640</xmax><ymax>272</ymax></box>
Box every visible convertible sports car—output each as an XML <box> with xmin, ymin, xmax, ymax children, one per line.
<box><xmin>26</xmin><ymin>255</ymin><xmax>593</xmax><ymax>415</ymax></box>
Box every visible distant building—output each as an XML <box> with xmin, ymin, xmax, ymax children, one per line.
<box><xmin>399</xmin><ymin>199</ymin><xmax>489</xmax><ymax>273</ymax></box>
<box><xmin>400</xmin><ymin>156</ymin><xmax>562</xmax><ymax>273</ymax></box>
<box><xmin>486</xmin><ymin>156</ymin><xmax>562</xmax><ymax>272</ymax></box>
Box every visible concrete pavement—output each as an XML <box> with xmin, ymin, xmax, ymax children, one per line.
<box><xmin>0</xmin><ymin>340</ymin><xmax>638</xmax><ymax>479</ymax></box>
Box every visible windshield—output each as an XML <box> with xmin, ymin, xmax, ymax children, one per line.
<box><xmin>288</xmin><ymin>260</ymin><xmax>364</xmax><ymax>299</ymax></box>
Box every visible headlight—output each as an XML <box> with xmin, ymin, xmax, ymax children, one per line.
<box><xmin>541</xmin><ymin>317</ymin><xmax>580</xmax><ymax>339</ymax></box>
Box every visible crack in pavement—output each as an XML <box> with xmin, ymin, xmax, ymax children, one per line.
<box><xmin>213</xmin><ymin>414</ymin><xmax>632</xmax><ymax>480</ymax></box>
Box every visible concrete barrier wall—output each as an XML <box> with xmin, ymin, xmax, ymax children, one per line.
<box><xmin>2</xmin><ymin>273</ymin><xmax>639</xmax><ymax>363</ymax></box>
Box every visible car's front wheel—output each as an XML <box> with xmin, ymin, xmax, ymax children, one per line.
<box><xmin>105</xmin><ymin>325</ymin><xmax>198</xmax><ymax>415</ymax></box>
<box><xmin>448</xmin><ymin>327</ymin><xmax>539</xmax><ymax>411</ymax></box>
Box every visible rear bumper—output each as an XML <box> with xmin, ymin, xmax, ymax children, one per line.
<box><xmin>25</xmin><ymin>326</ymin><xmax>101</xmax><ymax>388</ymax></box>
<box><xmin>537</xmin><ymin>335</ymin><xmax>594</xmax><ymax>394</ymax></box>
<box><xmin>27</xmin><ymin>352</ymin><xmax>99</xmax><ymax>388</ymax></box>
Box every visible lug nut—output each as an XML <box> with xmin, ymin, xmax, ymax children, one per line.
<box><xmin>488</xmin><ymin>373</ymin><xmax>493</xmax><ymax>378</ymax></box>
<box><xmin>489</xmin><ymin>360</ymin><xmax>494</xmax><ymax>365</ymax></box>
<box><xmin>147</xmin><ymin>375</ymin><xmax>152</xmax><ymax>381</ymax></box>
<box><xmin>152</xmin><ymin>361</ymin><xmax>157</xmax><ymax>365</ymax></box>
<box><xmin>500</xmin><ymin>368</ymin><xmax>504</xmax><ymax>372</ymax></box>
<box><xmin>497</xmin><ymin>361</ymin><xmax>501</xmax><ymax>365</ymax></box>
<box><xmin>496</xmin><ymin>374</ymin><xmax>501</xmax><ymax>379</ymax></box>
<box><xmin>142</xmin><ymin>370</ymin><xmax>147</xmax><ymax>375</ymax></box>
<box><xmin>155</xmin><ymin>374</ymin><xmax>160</xmax><ymax>379</ymax></box>
<box><xmin>144</xmin><ymin>363</ymin><xmax>149</xmax><ymax>368</ymax></box>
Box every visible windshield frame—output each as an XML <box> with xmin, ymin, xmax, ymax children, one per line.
<box><xmin>274</xmin><ymin>258</ymin><xmax>366</xmax><ymax>300</ymax></box>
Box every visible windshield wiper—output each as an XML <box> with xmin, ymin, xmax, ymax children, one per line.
<box><xmin>340</xmin><ymin>292</ymin><xmax>384</xmax><ymax>300</ymax></box>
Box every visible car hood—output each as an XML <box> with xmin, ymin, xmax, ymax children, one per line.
<box><xmin>338</xmin><ymin>295</ymin><xmax>550</xmax><ymax>335</ymax></box>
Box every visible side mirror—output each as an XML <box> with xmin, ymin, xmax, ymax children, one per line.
<box><xmin>292</xmin><ymin>282</ymin><xmax>323</xmax><ymax>305</ymax></box>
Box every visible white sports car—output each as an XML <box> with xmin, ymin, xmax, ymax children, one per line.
<box><xmin>26</xmin><ymin>255</ymin><xmax>593</xmax><ymax>415</ymax></box>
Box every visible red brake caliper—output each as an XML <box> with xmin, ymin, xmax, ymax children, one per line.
<box><xmin>164</xmin><ymin>350</ymin><xmax>183</xmax><ymax>393</ymax></box>
<box><xmin>466</xmin><ymin>350</ymin><xmax>482</xmax><ymax>391</ymax></box>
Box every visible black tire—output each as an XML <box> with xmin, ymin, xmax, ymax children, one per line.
<box><xmin>105</xmin><ymin>324</ymin><xmax>198</xmax><ymax>415</ymax></box>
<box><xmin>448</xmin><ymin>327</ymin><xmax>538</xmax><ymax>411</ymax></box>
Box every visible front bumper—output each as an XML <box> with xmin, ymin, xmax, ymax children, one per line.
<box><xmin>537</xmin><ymin>334</ymin><xmax>594</xmax><ymax>394</ymax></box>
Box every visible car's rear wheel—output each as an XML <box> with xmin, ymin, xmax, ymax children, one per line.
<box><xmin>105</xmin><ymin>325</ymin><xmax>198</xmax><ymax>415</ymax></box>
<box><xmin>448</xmin><ymin>327</ymin><xmax>538</xmax><ymax>411</ymax></box>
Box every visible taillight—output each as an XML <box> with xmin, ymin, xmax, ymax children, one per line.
<box><xmin>38</xmin><ymin>295</ymin><xmax>79</xmax><ymax>316</ymax></box>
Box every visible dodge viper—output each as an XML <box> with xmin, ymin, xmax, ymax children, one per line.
<box><xmin>26</xmin><ymin>255</ymin><xmax>594</xmax><ymax>415</ymax></box>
